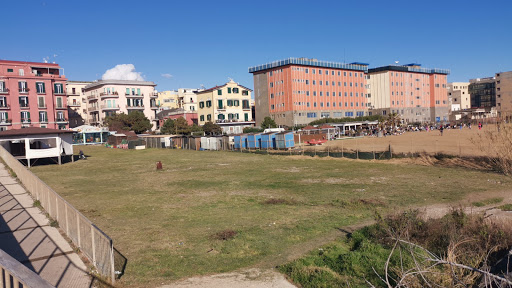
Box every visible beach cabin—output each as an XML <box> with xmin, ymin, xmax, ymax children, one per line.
<box><xmin>276</xmin><ymin>131</ymin><xmax>295</xmax><ymax>149</ymax></box>
<box><xmin>71</xmin><ymin>125</ymin><xmax>110</xmax><ymax>145</ymax></box>
<box><xmin>247</xmin><ymin>133</ymin><xmax>262</xmax><ymax>149</ymax></box>
<box><xmin>233</xmin><ymin>134</ymin><xmax>248</xmax><ymax>149</ymax></box>
<box><xmin>0</xmin><ymin>127</ymin><xmax>74</xmax><ymax>167</ymax></box>
<box><xmin>260</xmin><ymin>132</ymin><xmax>277</xmax><ymax>149</ymax></box>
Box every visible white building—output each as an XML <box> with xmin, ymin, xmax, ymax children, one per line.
<box><xmin>84</xmin><ymin>80</ymin><xmax>158</xmax><ymax>129</ymax></box>
<box><xmin>448</xmin><ymin>82</ymin><xmax>470</xmax><ymax>112</ymax></box>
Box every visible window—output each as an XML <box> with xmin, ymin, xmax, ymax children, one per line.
<box><xmin>243</xmin><ymin>100</ymin><xmax>250</xmax><ymax>109</ymax></box>
<box><xmin>234</xmin><ymin>100</ymin><xmax>240</xmax><ymax>107</ymax></box>
<box><xmin>126</xmin><ymin>88</ymin><xmax>130</xmax><ymax>95</ymax></box>
<box><xmin>199</xmin><ymin>101</ymin><xmax>205</xmax><ymax>108</ymax></box>
<box><xmin>233</xmin><ymin>88</ymin><xmax>239</xmax><ymax>93</ymax></box>
<box><xmin>19</xmin><ymin>96</ymin><xmax>29</xmax><ymax>107</ymax></box>
<box><xmin>314</xmin><ymin>102</ymin><xmax>317</xmax><ymax>107</ymax></box>
<box><xmin>326</xmin><ymin>81</ymin><xmax>329</xmax><ymax>86</ymax></box>
<box><xmin>206</xmin><ymin>100</ymin><xmax>212</xmax><ymax>107</ymax></box>
<box><xmin>38</xmin><ymin>96</ymin><xmax>45</xmax><ymax>108</ymax></box>
<box><xmin>54</xmin><ymin>83</ymin><xmax>63</xmax><ymax>94</ymax></box>
<box><xmin>0</xmin><ymin>112</ymin><xmax>8</xmax><ymax>123</ymax></box>
<box><xmin>345</xmin><ymin>112</ymin><xmax>353</xmax><ymax>117</ymax></box>
<box><xmin>200</xmin><ymin>115</ymin><xmax>204</xmax><ymax>121</ymax></box>
<box><xmin>319</xmin><ymin>70</ymin><xmax>322</xmax><ymax>75</ymax></box>
<box><xmin>319</xmin><ymin>81</ymin><xmax>322</xmax><ymax>85</ymax></box>
<box><xmin>307</xmin><ymin>112</ymin><xmax>317</xmax><ymax>118</ymax></box>
<box><xmin>218</xmin><ymin>99</ymin><xmax>223</xmax><ymax>109</ymax></box>
<box><xmin>271</xmin><ymin>104</ymin><xmax>275</xmax><ymax>109</ymax></box>
<box><xmin>320</xmin><ymin>102</ymin><xmax>324</xmax><ymax>107</ymax></box>
<box><xmin>7</xmin><ymin>69</ymin><xmax>13</xmax><ymax>73</ymax></box>
<box><xmin>306</xmin><ymin>80</ymin><xmax>309</xmax><ymax>85</ymax></box>
<box><xmin>39</xmin><ymin>111</ymin><xmax>48</xmax><ymax>123</ymax></box>
<box><xmin>131</xmin><ymin>88</ymin><xmax>135</xmax><ymax>95</ymax></box>
<box><xmin>17</xmin><ymin>81</ymin><xmax>27</xmax><ymax>93</ymax></box>
<box><xmin>56</xmin><ymin>97</ymin><xmax>63</xmax><ymax>108</ymax></box>
<box><xmin>19</xmin><ymin>69</ymin><xmax>24</xmax><ymax>76</ymax></box>
<box><xmin>313</xmin><ymin>80</ymin><xmax>316</xmax><ymax>85</ymax></box>
<box><xmin>21</xmin><ymin>111</ymin><xmax>30</xmax><ymax>122</ymax></box>
<box><xmin>321</xmin><ymin>112</ymin><xmax>330</xmax><ymax>118</ymax></box>
<box><xmin>227</xmin><ymin>100</ymin><xmax>233</xmax><ymax>106</ymax></box>
<box><xmin>228</xmin><ymin>87</ymin><xmax>232</xmax><ymax>93</ymax></box>
<box><xmin>36</xmin><ymin>82</ymin><xmax>45</xmax><ymax>94</ymax></box>
<box><xmin>207</xmin><ymin>114</ymin><xmax>212</xmax><ymax>121</ymax></box>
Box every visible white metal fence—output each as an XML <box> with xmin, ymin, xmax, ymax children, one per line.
<box><xmin>0</xmin><ymin>146</ymin><xmax>117</xmax><ymax>283</ymax></box>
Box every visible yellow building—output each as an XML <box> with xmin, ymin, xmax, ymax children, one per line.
<box><xmin>196</xmin><ymin>80</ymin><xmax>252</xmax><ymax>125</ymax></box>
<box><xmin>156</xmin><ymin>90</ymin><xmax>179</xmax><ymax>109</ymax></box>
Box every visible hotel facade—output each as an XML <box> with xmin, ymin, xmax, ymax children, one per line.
<box><xmin>250</xmin><ymin>58</ymin><xmax>369</xmax><ymax>127</ymax></box>
<box><xmin>0</xmin><ymin>60</ymin><xmax>69</xmax><ymax>130</ymax></box>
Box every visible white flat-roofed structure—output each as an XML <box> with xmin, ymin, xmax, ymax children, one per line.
<box><xmin>0</xmin><ymin>127</ymin><xmax>74</xmax><ymax>167</ymax></box>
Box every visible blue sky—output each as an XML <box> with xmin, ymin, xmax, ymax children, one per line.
<box><xmin>2</xmin><ymin>0</ymin><xmax>511</xmax><ymax>91</ymax></box>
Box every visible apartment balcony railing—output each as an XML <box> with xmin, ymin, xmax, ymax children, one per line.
<box><xmin>150</xmin><ymin>105</ymin><xmax>158</xmax><ymax>110</ymax></box>
<box><xmin>0</xmin><ymin>105</ymin><xmax>10</xmax><ymax>109</ymax></box>
<box><xmin>126</xmin><ymin>105</ymin><xmax>144</xmax><ymax>109</ymax></box>
<box><xmin>19</xmin><ymin>88</ymin><xmax>30</xmax><ymax>94</ymax></box>
<box><xmin>149</xmin><ymin>92</ymin><xmax>158</xmax><ymax>98</ymax></box>
<box><xmin>125</xmin><ymin>93</ymin><xmax>144</xmax><ymax>98</ymax></box>
<box><xmin>0</xmin><ymin>119</ymin><xmax>12</xmax><ymax>125</ymax></box>
<box><xmin>0</xmin><ymin>88</ymin><xmax>9</xmax><ymax>94</ymax></box>
<box><xmin>40</xmin><ymin>119</ymin><xmax>48</xmax><ymax>123</ymax></box>
<box><xmin>88</xmin><ymin>105</ymin><xmax>99</xmax><ymax>112</ymax></box>
<box><xmin>87</xmin><ymin>95</ymin><xmax>96</xmax><ymax>100</ymax></box>
<box><xmin>19</xmin><ymin>103</ymin><xmax>29</xmax><ymax>109</ymax></box>
<box><xmin>55</xmin><ymin>105</ymin><xmax>67</xmax><ymax>110</ymax></box>
<box><xmin>54</xmin><ymin>91</ymin><xmax>65</xmax><ymax>95</ymax></box>
<box><xmin>38</xmin><ymin>105</ymin><xmax>47</xmax><ymax>109</ymax></box>
<box><xmin>21</xmin><ymin>118</ymin><xmax>31</xmax><ymax>124</ymax></box>
<box><xmin>56</xmin><ymin>118</ymin><xmax>68</xmax><ymax>122</ymax></box>
<box><xmin>68</xmin><ymin>102</ymin><xmax>81</xmax><ymax>107</ymax></box>
<box><xmin>216</xmin><ymin>119</ymin><xmax>244</xmax><ymax>123</ymax></box>
<box><xmin>100</xmin><ymin>104</ymin><xmax>120</xmax><ymax>110</ymax></box>
<box><xmin>100</xmin><ymin>92</ymin><xmax>119</xmax><ymax>99</ymax></box>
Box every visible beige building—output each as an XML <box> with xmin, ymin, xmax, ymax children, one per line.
<box><xmin>496</xmin><ymin>71</ymin><xmax>512</xmax><ymax>121</ymax></box>
<box><xmin>447</xmin><ymin>82</ymin><xmax>470</xmax><ymax>112</ymax></box>
<box><xmin>196</xmin><ymin>80</ymin><xmax>252</xmax><ymax>126</ymax></box>
<box><xmin>156</xmin><ymin>90</ymin><xmax>179</xmax><ymax>109</ymax></box>
<box><xmin>66</xmin><ymin>81</ymin><xmax>92</xmax><ymax>127</ymax></box>
<box><xmin>84</xmin><ymin>80</ymin><xmax>158</xmax><ymax>129</ymax></box>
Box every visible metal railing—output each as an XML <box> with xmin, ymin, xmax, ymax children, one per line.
<box><xmin>0</xmin><ymin>146</ymin><xmax>123</xmax><ymax>284</ymax></box>
<box><xmin>0</xmin><ymin>248</ymin><xmax>54</xmax><ymax>288</ymax></box>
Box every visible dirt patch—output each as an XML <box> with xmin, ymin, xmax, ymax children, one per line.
<box><xmin>211</xmin><ymin>229</ymin><xmax>237</xmax><ymax>241</ymax></box>
<box><xmin>159</xmin><ymin>268</ymin><xmax>296</xmax><ymax>288</ymax></box>
<box><xmin>261</xmin><ymin>198</ymin><xmax>298</xmax><ymax>205</ymax></box>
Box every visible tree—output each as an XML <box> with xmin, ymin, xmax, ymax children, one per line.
<box><xmin>104</xmin><ymin>111</ymin><xmax>152</xmax><ymax>134</ymax></box>
<box><xmin>160</xmin><ymin>118</ymin><xmax>175</xmax><ymax>135</ymax></box>
<box><xmin>260</xmin><ymin>116</ymin><xmax>277</xmax><ymax>129</ymax></box>
<box><xmin>174</xmin><ymin>117</ymin><xmax>191</xmax><ymax>134</ymax></box>
<box><xmin>202</xmin><ymin>121</ymin><xmax>222</xmax><ymax>135</ymax></box>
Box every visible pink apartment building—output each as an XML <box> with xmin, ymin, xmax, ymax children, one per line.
<box><xmin>0</xmin><ymin>60</ymin><xmax>68</xmax><ymax>130</ymax></box>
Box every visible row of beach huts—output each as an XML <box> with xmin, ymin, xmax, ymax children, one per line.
<box><xmin>140</xmin><ymin>131</ymin><xmax>295</xmax><ymax>151</ymax></box>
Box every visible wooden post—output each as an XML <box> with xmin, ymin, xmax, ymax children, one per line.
<box><xmin>77</xmin><ymin>214</ymin><xmax>81</xmax><ymax>247</ymax></box>
<box><xmin>341</xmin><ymin>140</ymin><xmax>344</xmax><ymax>158</ymax></box>
<box><xmin>356</xmin><ymin>139</ymin><xmax>359</xmax><ymax>159</ymax></box>
<box><xmin>91</xmin><ymin>226</ymin><xmax>96</xmax><ymax>266</ymax></box>
<box><xmin>389</xmin><ymin>142</ymin><xmax>392</xmax><ymax>159</ymax></box>
<box><xmin>58</xmin><ymin>155</ymin><xmax>61</xmax><ymax>165</ymax></box>
<box><xmin>327</xmin><ymin>146</ymin><xmax>330</xmax><ymax>157</ymax></box>
<box><xmin>435</xmin><ymin>140</ymin><xmax>438</xmax><ymax>156</ymax></box>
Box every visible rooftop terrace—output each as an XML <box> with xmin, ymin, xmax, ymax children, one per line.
<box><xmin>249</xmin><ymin>57</ymin><xmax>369</xmax><ymax>73</ymax></box>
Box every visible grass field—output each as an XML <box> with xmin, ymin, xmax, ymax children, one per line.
<box><xmin>31</xmin><ymin>146</ymin><xmax>510</xmax><ymax>287</ymax></box>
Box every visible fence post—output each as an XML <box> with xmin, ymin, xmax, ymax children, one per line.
<box><xmin>458</xmin><ymin>139</ymin><xmax>461</xmax><ymax>157</ymax></box>
<box><xmin>77</xmin><ymin>214</ymin><xmax>81</xmax><ymax>247</ymax></box>
<box><xmin>110</xmin><ymin>243</ymin><xmax>115</xmax><ymax>284</ymax></box>
<box><xmin>65</xmin><ymin>205</ymin><xmax>69</xmax><ymax>236</ymax></box>
<box><xmin>389</xmin><ymin>142</ymin><xmax>392</xmax><ymax>159</ymax></box>
<box><xmin>341</xmin><ymin>140</ymin><xmax>344</xmax><ymax>158</ymax></box>
<box><xmin>435</xmin><ymin>140</ymin><xmax>438</xmax><ymax>156</ymax></box>
<box><xmin>327</xmin><ymin>146</ymin><xmax>330</xmax><ymax>157</ymax></box>
<box><xmin>356</xmin><ymin>139</ymin><xmax>359</xmax><ymax>159</ymax></box>
<box><xmin>91</xmin><ymin>226</ymin><xmax>96</xmax><ymax>266</ymax></box>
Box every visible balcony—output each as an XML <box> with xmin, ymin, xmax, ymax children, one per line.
<box><xmin>0</xmin><ymin>119</ymin><xmax>12</xmax><ymax>125</ymax></box>
<box><xmin>56</xmin><ymin>118</ymin><xmax>68</xmax><ymax>123</ymax></box>
<box><xmin>149</xmin><ymin>92</ymin><xmax>158</xmax><ymax>98</ymax></box>
<box><xmin>19</xmin><ymin>103</ymin><xmax>29</xmax><ymax>109</ymax></box>
<box><xmin>88</xmin><ymin>105</ymin><xmax>99</xmax><ymax>112</ymax></box>
<box><xmin>87</xmin><ymin>95</ymin><xmax>96</xmax><ymax>100</ymax></box>
<box><xmin>100</xmin><ymin>104</ymin><xmax>120</xmax><ymax>110</ymax></box>
<box><xmin>40</xmin><ymin>119</ymin><xmax>48</xmax><ymax>124</ymax></box>
<box><xmin>127</xmin><ymin>105</ymin><xmax>144</xmax><ymax>110</ymax></box>
<box><xmin>125</xmin><ymin>93</ymin><xmax>144</xmax><ymax>98</ymax></box>
<box><xmin>150</xmin><ymin>105</ymin><xmax>158</xmax><ymax>110</ymax></box>
<box><xmin>68</xmin><ymin>102</ymin><xmax>81</xmax><ymax>107</ymax></box>
<box><xmin>0</xmin><ymin>105</ymin><xmax>10</xmax><ymax>110</ymax></box>
<box><xmin>21</xmin><ymin>118</ymin><xmax>31</xmax><ymax>124</ymax></box>
<box><xmin>55</xmin><ymin>105</ymin><xmax>67</xmax><ymax>110</ymax></box>
<box><xmin>100</xmin><ymin>92</ymin><xmax>119</xmax><ymax>99</ymax></box>
<box><xmin>19</xmin><ymin>88</ymin><xmax>30</xmax><ymax>94</ymax></box>
<box><xmin>55</xmin><ymin>91</ymin><xmax>65</xmax><ymax>95</ymax></box>
<box><xmin>0</xmin><ymin>88</ymin><xmax>9</xmax><ymax>94</ymax></box>
<box><xmin>38</xmin><ymin>105</ymin><xmax>47</xmax><ymax>109</ymax></box>
<box><xmin>216</xmin><ymin>119</ymin><xmax>243</xmax><ymax>123</ymax></box>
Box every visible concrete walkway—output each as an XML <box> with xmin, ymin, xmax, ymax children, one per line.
<box><xmin>0</xmin><ymin>163</ymin><xmax>93</xmax><ymax>287</ymax></box>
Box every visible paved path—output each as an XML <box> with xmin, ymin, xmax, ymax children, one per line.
<box><xmin>0</xmin><ymin>163</ymin><xmax>93</xmax><ymax>287</ymax></box>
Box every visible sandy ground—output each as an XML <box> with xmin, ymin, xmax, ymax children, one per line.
<box><xmin>302</xmin><ymin>126</ymin><xmax>497</xmax><ymax>157</ymax></box>
<box><xmin>160</xmin><ymin>268</ymin><xmax>296</xmax><ymax>288</ymax></box>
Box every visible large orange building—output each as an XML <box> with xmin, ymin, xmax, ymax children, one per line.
<box><xmin>366</xmin><ymin>64</ymin><xmax>450</xmax><ymax>123</ymax></box>
<box><xmin>250</xmin><ymin>58</ymin><xmax>369</xmax><ymax>126</ymax></box>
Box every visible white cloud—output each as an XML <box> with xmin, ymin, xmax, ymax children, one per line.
<box><xmin>161</xmin><ymin>73</ymin><xmax>173</xmax><ymax>79</ymax></box>
<box><xmin>102</xmin><ymin>64</ymin><xmax>144</xmax><ymax>81</ymax></box>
